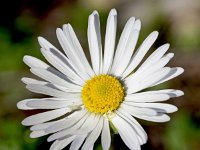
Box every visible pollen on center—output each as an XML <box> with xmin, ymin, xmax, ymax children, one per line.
<box><xmin>81</xmin><ymin>74</ymin><xmax>125</xmax><ymax>114</ymax></box>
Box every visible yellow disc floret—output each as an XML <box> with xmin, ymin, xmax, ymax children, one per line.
<box><xmin>81</xmin><ymin>74</ymin><xmax>125</xmax><ymax>114</ymax></box>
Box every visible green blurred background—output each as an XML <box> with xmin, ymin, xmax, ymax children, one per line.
<box><xmin>0</xmin><ymin>0</ymin><xmax>200</xmax><ymax>149</ymax></box>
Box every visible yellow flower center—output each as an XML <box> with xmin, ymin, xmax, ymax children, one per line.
<box><xmin>81</xmin><ymin>74</ymin><xmax>125</xmax><ymax>114</ymax></box>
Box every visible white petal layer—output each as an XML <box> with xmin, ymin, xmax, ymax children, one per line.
<box><xmin>88</xmin><ymin>10</ymin><xmax>102</xmax><ymax>74</ymax></box>
<box><xmin>110</xmin><ymin>17</ymin><xmax>135</xmax><ymax>74</ymax></box>
<box><xmin>22</xmin><ymin>77</ymin><xmax>47</xmax><ymax>85</ymax></box>
<box><xmin>62</xmin><ymin>24</ymin><xmax>94</xmax><ymax>77</ymax></box>
<box><xmin>22</xmin><ymin>108</ymin><xmax>71</xmax><ymax>126</ymax></box>
<box><xmin>30</xmin><ymin>119</ymin><xmax>65</xmax><ymax>131</ymax></box>
<box><xmin>126</xmin><ymin>67</ymin><xmax>173</xmax><ymax>94</ymax></box>
<box><xmin>111</xmin><ymin>114</ymin><xmax>141</xmax><ymax>150</ymax></box>
<box><xmin>30</xmin><ymin>130</ymin><xmax>48</xmax><ymax>138</ymax></box>
<box><xmin>26</xmin><ymin>84</ymin><xmax>80</xmax><ymax>98</ymax></box>
<box><xmin>117</xmin><ymin>108</ymin><xmax>147</xmax><ymax>145</ymax></box>
<box><xmin>130</xmin><ymin>53</ymin><xmax>174</xmax><ymax>80</ymax></box>
<box><xmin>30</xmin><ymin>68</ymin><xmax>81</xmax><ymax>90</ymax></box>
<box><xmin>136</xmin><ymin>43</ymin><xmax>170</xmax><ymax>72</ymax></box>
<box><xmin>152</xmin><ymin>67</ymin><xmax>184</xmax><ymax>86</ymax></box>
<box><xmin>101</xmin><ymin>117</ymin><xmax>111</xmax><ymax>150</ymax></box>
<box><xmin>122</xmin><ymin>31</ymin><xmax>158</xmax><ymax>78</ymax></box>
<box><xmin>72</xmin><ymin>114</ymin><xmax>100</xmax><ymax>135</ymax></box>
<box><xmin>46</xmin><ymin>109</ymin><xmax>87</xmax><ymax>133</ymax></box>
<box><xmin>56</xmin><ymin>28</ymin><xmax>91</xmax><ymax>80</ymax></box>
<box><xmin>50</xmin><ymin>135</ymin><xmax>76</xmax><ymax>150</ymax></box>
<box><xmin>133</xmin><ymin>114</ymin><xmax>170</xmax><ymax>122</ymax></box>
<box><xmin>81</xmin><ymin>117</ymin><xmax>103</xmax><ymax>150</ymax></box>
<box><xmin>124</xmin><ymin>102</ymin><xmax>178</xmax><ymax>113</ymax></box>
<box><xmin>26</xmin><ymin>98</ymin><xmax>82</xmax><ymax>109</ymax></box>
<box><xmin>23</xmin><ymin>55</ymin><xmax>74</xmax><ymax>85</ymax></box>
<box><xmin>112</xmin><ymin>19</ymin><xmax>141</xmax><ymax>76</ymax></box>
<box><xmin>69</xmin><ymin>134</ymin><xmax>87</xmax><ymax>150</ymax></box>
<box><xmin>23</xmin><ymin>55</ymin><xmax>49</xmax><ymax>69</ymax></box>
<box><xmin>17</xmin><ymin>99</ymin><xmax>35</xmax><ymax>110</ymax></box>
<box><xmin>121</xmin><ymin>103</ymin><xmax>157</xmax><ymax>116</ymax></box>
<box><xmin>125</xmin><ymin>89</ymin><xmax>184</xmax><ymax>102</ymax></box>
<box><xmin>38</xmin><ymin>37</ymin><xmax>85</xmax><ymax>85</ymax></box>
<box><xmin>47</xmin><ymin>112</ymin><xmax>90</xmax><ymax>142</ymax></box>
<box><xmin>22</xmin><ymin>77</ymin><xmax>80</xmax><ymax>93</ymax></box>
<box><xmin>103</xmin><ymin>9</ymin><xmax>117</xmax><ymax>74</ymax></box>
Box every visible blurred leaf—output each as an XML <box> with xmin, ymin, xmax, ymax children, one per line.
<box><xmin>164</xmin><ymin>111</ymin><xmax>200</xmax><ymax>150</ymax></box>
<box><xmin>0</xmin><ymin>119</ymin><xmax>38</xmax><ymax>150</ymax></box>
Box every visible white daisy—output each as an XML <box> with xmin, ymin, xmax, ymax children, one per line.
<box><xmin>17</xmin><ymin>9</ymin><xmax>184</xmax><ymax>150</ymax></box>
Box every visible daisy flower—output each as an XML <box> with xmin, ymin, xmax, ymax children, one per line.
<box><xmin>17</xmin><ymin>9</ymin><xmax>184</xmax><ymax>150</ymax></box>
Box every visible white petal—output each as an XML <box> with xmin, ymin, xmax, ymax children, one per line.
<box><xmin>125</xmin><ymin>93</ymin><xmax>170</xmax><ymax>103</ymax></box>
<box><xmin>30</xmin><ymin>119</ymin><xmax>65</xmax><ymax>131</ymax></box>
<box><xmin>136</xmin><ymin>43</ymin><xmax>170</xmax><ymax>71</ymax></box>
<box><xmin>110</xmin><ymin>17</ymin><xmax>136</xmax><ymax>74</ymax></box>
<box><xmin>102</xmin><ymin>9</ymin><xmax>117</xmax><ymax>74</ymax></box>
<box><xmin>47</xmin><ymin>112</ymin><xmax>90</xmax><ymax>142</ymax></box>
<box><xmin>131</xmin><ymin>53</ymin><xmax>174</xmax><ymax>80</ymax></box>
<box><xmin>111</xmin><ymin>114</ymin><xmax>141</xmax><ymax>150</ymax></box>
<box><xmin>46</xmin><ymin>109</ymin><xmax>87</xmax><ymax>133</ymax></box>
<box><xmin>50</xmin><ymin>136</ymin><xmax>76</xmax><ymax>150</ymax></box>
<box><xmin>30</xmin><ymin>130</ymin><xmax>48</xmax><ymax>138</ymax></box>
<box><xmin>126</xmin><ymin>67</ymin><xmax>183</xmax><ymax>92</ymax></box>
<box><xmin>101</xmin><ymin>117</ymin><xmax>111</xmax><ymax>150</ymax></box>
<box><xmin>30</xmin><ymin>68</ymin><xmax>81</xmax><ymax>90</ymax></box>
<box><xmin>23</xmin><ymin>55</ymin><xmax>49</xmax><ymax>69</ymax></box>
<box><xmin>126</xmin><ymin>67</ymin><xmax>172</xmax><ymax>94</ymax></box>
<box><xmin>22</xmin><ymin>108</ymin><xmax>70</xmax><ymax>126</ymax></box>
<box><xmin>72</xmin><ymin>114</ymin><xmax>100</xmax><ymax>135</ymax></box>
<box><xmin>133</xmin><ymin>114</ymin><xmax>170</xmax><ymax>122</ymax></box>
<box><xmin>38</xmin><ymin>36</ymin><xmax>58</xmax><ymax>50</ymax></box>
<box><xmin>69</xmin><ymin>134</ymin><xmax>87</xmax><ymax>150</ymax></box>
<box><xmin>23</xmin><ymin>55</ymin><xmax>78</xmax><ymax>85</ymax></box>
<box><xmin>17</xmin><ymin>99</ymin><xmax>34</xmax><ymax>110</ymax></box>
<box><xmin>50</xmin><ymin>140</ymin><xmax>59</xmax><ymax>150</ymax></box>
<box><xmin>121</xmin><ymin>103</ymin><xmax>157</xmax><ymax>116</ymax></box>
<box><xmin>117</xmin><ymin>108</ymin><xmax>147</xmax><ymax>145</ymax></box>
<box><xmin>113</xmin><ymin>19</ymin><xmax>141</xmax><ymax>76</ymax></box>
<box><xmin>56</xmin><ymin>28</ymin><xmax>90</xmax><ymax>80</ymax></box>
<box><xmin>122</xmin><ymin>31</ymin><xmax>159</xmax><ymax>78</ymax></box>
<box><xmin>22</xmin><ymin>77</ymin><xmax>80</xmax><ymax>93</ymax></box>
<box><xmin>63</xmin><ymin>24</ymin><xmax>94</xmax><ymax>77</ymax></box>
<box><xmin>26</xmin><ymin>84</ymin><xmax>80</xmax><ymax>98</ymax></box>
<box><xmin>38</xmin><ymin>37</ymin><xmax>81</xmax><ymax>78</ymax></box>
<box><xmin>81</xmin><ymin>117</ymin><xmax>103</xmax><ymax>150</ymax></box>
<box><xmin>57</xmin><ymin>136</ymin><xmax>76</xmax><ymax>150</ymax></box>
<box><xmin>125</xmin><ymin>89</ymin><xmax>183</xmax><ymax>103</ymax></box>
<box><xmin>87</xmin><ymin>10</ymin><xmax>102</xmax><ymax>74</ymax></box>
<box><xmin>153</xmin><ymin>67</ymin><xmax>184</xmax><ymax>86</ymax></box>
<box><xmin>40</xmin><ymin>46</ymin><xmax>84</xmax><ymax>85</ymax></box>
<box><xmin>21</xmin><ymin>77</ymin><xmax>47</xmax><ymax>85</ymax></box>
<box><xmin>27</xmin><ymin>98</ymin><xmax>82</xmax><ymax>109</ymax></box>
<box><xmin>125</xmin><ymin>102</ymin><xmax>178</xmax><ymax>113</ymax></box>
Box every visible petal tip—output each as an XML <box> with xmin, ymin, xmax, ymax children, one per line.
<box><xmin>153</xmin><ymin>31</ymin><xmax>159</xmax><ymax>37</ymax></box>
<box><xmin>23</xmin><ymin>55</ymin><xmax>30</xmax><ymax>63</ymax></box>
<box><xmin>92</xmin><ymin>10</ymin><xmax>99</xmax><ymax>16</ymax></box>
<box><xmin>16</xmin><ymin>101</ymin><xmax>23</xmax><ymax>109</ymax></box>
<box><xmin>178</xmin><ymin>90</ymin><xmax>184</xmax><ymax>96</ymax></box>
<box><xmin>38</xmin><ymin>36</ymin><xmax>44</xmax><ymax>43</ymax></box>
<box><xmin>110</xmin><ymin>8</ymin><xmax>117</xmax><ymax>15</ymax></box>
<box><xmin>134</xmin><ymin>19</ymin><xmax>141</xmax><ymax>30</ymax></box>
<box><xmin>21</xmin><ymin>118</ymin><xmax>29</xmax><ymax>126</ymax></box>
<box><xmin>177</xmin><ymin>67</ymin><xmax>184</xmax><ymax>74</ymax></box>
<box><xmin>21</xmin><ymin>77</ymin><xmax>27</xmax><ymax>84</ymax></box>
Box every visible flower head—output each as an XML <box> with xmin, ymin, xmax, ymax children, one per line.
<box><xmin>17</xmin><ymin>9</ymin><xmax>184</xmax><ymax>150</ymax></box>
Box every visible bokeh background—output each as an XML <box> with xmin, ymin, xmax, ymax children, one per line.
<box><xmin>0</xmin><ymin>0</ymin><xmax>200</xmax><ymax>149</ymax></box>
